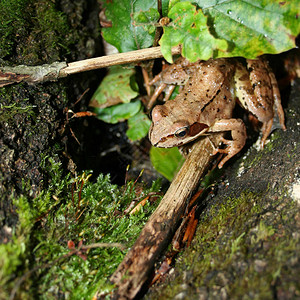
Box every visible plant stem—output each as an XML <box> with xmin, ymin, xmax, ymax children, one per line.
<box><xmin>0</xmin><ymin>46</ymin><xmax>181</xmax><ymax>87</ymax></box>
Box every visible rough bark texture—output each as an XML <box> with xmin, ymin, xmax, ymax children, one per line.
<box><xmin>0</xmin><ymin>0</ymin><xmax>102</xmax><ymax>240</ymax></box>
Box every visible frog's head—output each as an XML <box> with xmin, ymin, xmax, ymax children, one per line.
<box><xmin>149</xmin><ymin>104</ymin><xmax>209</xmax><ymax>148</ymax></box>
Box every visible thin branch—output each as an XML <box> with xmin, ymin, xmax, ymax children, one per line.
<box><xmin>0</xmin><ymin>46</ymin><xmax>181</xmax><ymax>87</ymax></box>
<box><xmin>110</xmin><ymin>134</ymin><xmax>224</xmax><ymax>299</ymax></box>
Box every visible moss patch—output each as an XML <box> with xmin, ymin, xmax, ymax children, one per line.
<box><xmin>0</xmin><ymin>82</ymin><xmax>69</xmax><ymax>196</ymax></box>
<box><xmin>0</xmin><ymin>0</ymin><xmax>30</xmax><ymax>58</ymax></box>
<box><xmin>147</xmin><ymin>190</ymin><xmax>300</xmax><ymax>299</ymax></box>
<box><xmin>0</xmin><ymin>157</ymin><xmax>162</xmax><ymax>299</ymax></box>
<box><xmin>147</xmin><ymin>79</ymin><xmax>300</xmax><ymax>300</ymax></box>
<box><xmin>0</xmin><ymin>0</ymin><xmax>78</xmax><ymax>64</ymax></box>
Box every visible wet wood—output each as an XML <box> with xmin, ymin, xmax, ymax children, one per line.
<box><xmin>110</xmin><ymin>134</ymin><xmax>223</xmax><ymax>299</ymax></box>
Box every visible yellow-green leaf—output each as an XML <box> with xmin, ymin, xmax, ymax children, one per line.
<box><xmin>126</xmin><ymin>110</ymin><xmax>151</xmax><ymax>141</ymax></box>
<box><xmin>160</xmin><ymin>2</ymin><xmax>228</xmax><ymax>62</ymax></box>
<box><xmin>89</xmin><ymin>66</ymin><xmax>138</xmax><ymax>108</ymax></box>
<box><xmin>150</xmin><ymin>147</ymin><xmax>185</xmax><ymax>181</ymax></box>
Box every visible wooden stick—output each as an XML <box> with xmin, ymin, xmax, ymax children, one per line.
<box><xmin>110</xmin><ymin>134</ymin><xmax>223</xmax><ymax>299</ymax></box>
<box><xmin>0</xmin><ymin>46</ymin><xmax>181</xmax><ymax>87</ymax></box>
<box><xmin>60</xmin><ymin>46</ymin><xmax>180</xmax><ymax>76</ymax></box>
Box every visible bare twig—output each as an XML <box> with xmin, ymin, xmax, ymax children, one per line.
<box><xmin>110</xmin><ymin>134</ymin><xmax>224</xmax><ymax>299</ymax></box>
<box><xmin>0</xmin><ymin>46</ymin><xmax>181</xmax><ymax>87</ymax></box>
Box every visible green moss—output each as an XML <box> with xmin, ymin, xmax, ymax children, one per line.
<box><xmin>22</xmin><ymin>1</ymin><xmax>75</xmax><ymax>63</ymax></box>
<box><xmin>0</xmin><ymin>0</ymin><xmax>78</xmax><ymax>64</ymax></box>
<box><xmin>150</xmin><ymin>190</ymin><xmax>300</xmax><ymax>299</ymax></box>
<box><xmin>264</xmin><ymin>130</ymin><xmax>281</xmax><ymax>152</ymax></box>
<box><xmin>0</xmin><ymin>101</ymin><xmax>36</xmax><ymax>123</ymax></box>
<box><xmin>1</xmin><ymin>158</ymin><xmax>162</xmax><ymax>299</ymax></box>
<box><xmin>0</xmin><ymin>0</ymin><xmax>30</xmax><ymax>58</ymax></box>
<box><xmin>242</xmin><ymin>130</ymin><xmax>283</xmax><ymax>170</ymax></box>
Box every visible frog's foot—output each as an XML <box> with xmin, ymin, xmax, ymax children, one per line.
<box><xmin>265</xmin><ymin>61</ymin><xmax>286</xmax><ymax>132</ymax></box>
<box><xmin>209</xmin><ymin>119</ymin><xmax>247</xmax><ymax>168</ymax></box>
<box><xmin>261</xmin><ymin>118</ymin><xmax>273</xmax><ymax>147</ymax></box>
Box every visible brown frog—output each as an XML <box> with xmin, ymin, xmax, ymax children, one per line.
<box><xmin>148</xmin><ymin>57</ymin><xmax>286</xmax><ymax>168</ymax></box>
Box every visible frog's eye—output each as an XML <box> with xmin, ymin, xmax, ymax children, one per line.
<box><xmin>174</xmin><ymin>126</ymin><xmax>190</xmax><ymax>138</ymax></box>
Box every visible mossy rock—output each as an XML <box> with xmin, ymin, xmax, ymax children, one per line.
<box><xmin>146</xmin><ymin>79</ymin><xmax>300</xmax><ymax>299</ymax></box>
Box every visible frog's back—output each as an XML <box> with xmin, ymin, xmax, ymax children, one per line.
<box><xmin>180</xmin><ymin>59</ymin><xmax>235</xmax><ymax>107</ymax></box>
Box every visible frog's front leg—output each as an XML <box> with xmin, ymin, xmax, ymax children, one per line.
<box><xmin>209</xmin><ymin>119</ymin><xmax>247</xmax><ymax>168</ymax></box>
<box><xmin>266</xmin><ymin>64</ymin><xmax>286</xmax><ymax>128</ymax></box>
<box><xmin>147</xmin><ymin>83</ymin><xmax>177</xmax><ymax>109</ymax></box>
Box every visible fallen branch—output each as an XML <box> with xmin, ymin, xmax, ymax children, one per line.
<box><xmin>0</xmin><ymin>46</ymin><xmax>181</xmax><ymax>87</ymax></box>
<box><xmin>110</xmin><ymin>134</ymin><xmax>223</xmax><ymax>299</ymax></box>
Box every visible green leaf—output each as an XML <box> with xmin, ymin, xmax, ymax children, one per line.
<box><xmin>93</xmin><ymin>101</ymin><xmax>142</xmax><ymax>124</ymax></box>
<box><xmin>126</xmin><ymin>110</ymin><xmax>151</xmax><ymax>141</ymax></box>
<box><xmin>89</xmin><ymin>66</ymin><xmax>138</xmax><ymax>108</ymax></box>
<box><xmin>198</xmin><ymin>0</ymin><xmax>299</xmax><ymax>58</ymax></box>
<box><xmin>102</xmin><ymin>0</ymin><xmax>159</xmax><ymax>52</ymax></box>
<box><xmin>133</xmin><ymin>8</ymin><xmax>160</xmax><ymax>35</ymax></box>
<box><xmin>162</xmin><ymin>0</ymin><xmax>170</xmax><ymax>16</ymax></box>
<box><xmin>163</xmin><ymin>0</ymin><xmax>299</xmax><ymax>61</ymax></box>
<box><xmin>159</xmin><ymin>2</ymin><xmax>228</xmax><ymax>62</ymax></box>
<box><xmin>150</xmin><ymin>147</ymin><xmax>185</xmax><ymax>181</ymax></box>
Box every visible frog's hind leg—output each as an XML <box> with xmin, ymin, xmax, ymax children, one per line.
<box><xmin>260</xmin><ymin>61</ymin><xmax>286</xmax><ymax>147</ymax></box>
<box><xmin>147</xmin><ymin>59</ymin><xmax>191</xmax><ymax>109</ymax></box>
<box><xmin>209</xmin><ymin>119</ymin><xmax>247</xmax><ymax>168</ymax></box>
<box><xmin>261</xmin><ymin>118</ymin><xmax>274</xmax><ymax>147</ymax></box>
<box><xmin>266</xmin><ymin>63</ymin><xmax>286</xmax><ymax>131</ymax></box>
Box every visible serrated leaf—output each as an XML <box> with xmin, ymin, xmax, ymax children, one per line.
<box><xmin>165</xmin><ymin>0</ymin><xmax>299</xmax><ymax>61</ymax></box>
<box><xmin>150</xmin><ymin>147</ymin><xmax>185</xmax><ymax>181</ymax></box>
<box><xmin>89</xmin><ymin>66</ymin><xmax>138</xmax><ymax>108</ymax></box>
<box><xmin>102</xmin><ymin>0</ymin><xmax>159</xmax><ymax>52</ymax></box>
<box><xmin>126</xmin><ymin>110</ymin><xmax>151</xmax><ymax>141</ymax></box>
<box><xmin>159</xmin><ymin>2</ymin><xmax>228</xmax><ymax>62</ymax></box>
<box><xmin>93</xmin><ymin>101</ymin><xmax>142</xmax><ymax>124</ymax></box>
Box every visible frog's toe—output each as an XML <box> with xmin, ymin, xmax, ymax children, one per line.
<box><xmin>217</xmin><ymin>152</ymin><xmax>232</xmax><ymax>168</ymax></box>
<box><xmin>213</xmin><ymin>146</ymin><xmax>232</xmax><ymax>168</ymax></box>
<box><xmin>215</xmin><ymin>140</ymin><xmax>244</xmax><ymax>168</ymax></box>
<box><xmin>220</xmin><ymin>137</ymin><xmax>234</xmax><ymax>145</ymax></box>
<box><xmin>261</xmin><ymin>118</ymin><xmax>273</xmax><ymax>147</ymax></box>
